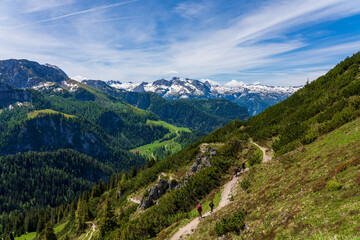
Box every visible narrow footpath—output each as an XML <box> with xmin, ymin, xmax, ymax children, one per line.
<box><xmin>169</xmin><ymin>140</ymin><xmax>271</xmax><ymax>240</ymax></box>
<box><xmin>170</xmin><ymin>171</ymin><xmax>245</xmax><ymax>240</ymax></box>
<box><xmin>79</xmin><ymin>222</ymin><xmax>96</xmax><ymax>240</ymax></box>
<box><xmin>251</xmin><ymin>140</ymin><xmax>272</xmax><ymax>163</ymax></box>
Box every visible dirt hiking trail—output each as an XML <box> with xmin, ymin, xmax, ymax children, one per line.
<box><xmin>169</xmin><ymin>140</ymin><xmax>270</xmax><ymax>240</ymax></box>
<box><xmin>251</xmin><ymin>140</ymin><xmax>273</xmax><ymax>163</ymax></box>
<box><xmin>170</xmin><ymin>170</ymin><xmax>246</xmax><ymax>240</ymax></box>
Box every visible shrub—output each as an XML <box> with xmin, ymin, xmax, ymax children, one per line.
<box><xmin>326</xmin><ymin>180</ymin><xmax>342</xmax><ymax>191</ymax></box>
<box><xmin>350</xmin><ymin>158</ymin><xmax>360</xmax><ymax>166</ymax></box>
<box><xmin>241</xmin><ymin>179</ymin><xmax>250</xmax><ymax>191</ymax></box>
<box><xmin>300</xmin><ymin>131</ymin><xmax>317</xmax><ymax>145</ymax></box>
<box><xmin>248</xmin><ymin>152</ymin><xmax>262</xmax><ymax>166</ymax></box>
<box><xmin>355</xmin><ymin>174</ymin><xmax>360</xmax><ymax>185</ymax></box>
<box><xmin>214</xmin><ymin>211</ymin><xmax>246</xmax><ymax>236</ymax></box>
<box><xmin>336</xmin><ymin>162</ymin><xmax>349</xmax><ymax>173</ymax></box>
<box><xmin>312</xmin><ymin>178</ymin><xmax>327</xmax><ymax>192</ymax></box>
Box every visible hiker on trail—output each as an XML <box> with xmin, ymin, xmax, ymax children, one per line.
<box><xmin>197</xmin><ymin>203</ymin><xmax>203</xmax><ymax>219</ymax></box>
<box><xmin>209</xmin><ymin>200</ymin><xmax>214</xmax><ymax>213</ymax></box>
<box><xmin>241</xmin><ymin>162</ymin><xmax>246</xmax><ymax>172</ymax></box>
<box><xmin>234</xmin><ymin>166</ymin><xmax>239</xmax><ymax>177</ymax></box>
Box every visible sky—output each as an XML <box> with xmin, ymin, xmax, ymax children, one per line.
<box><xmin>1</xmin><ymin>0</ymin><xmax>360</xmax><ymax>86</ymax></box>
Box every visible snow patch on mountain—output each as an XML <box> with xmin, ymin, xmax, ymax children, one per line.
<box><xmin>108</xmin><ymin>77</ymin><xmax>302</xmax><ymax>115</ymax></box>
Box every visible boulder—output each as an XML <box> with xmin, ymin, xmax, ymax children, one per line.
<box><xmin>169</xmin><ymin>179</ymin><xmax>178</xmax><ymax>190</ymax></box>
<box><xmin>190</xmin><ymin>163</ymin><xmax>198</xmax><ymax>173</ymax></box>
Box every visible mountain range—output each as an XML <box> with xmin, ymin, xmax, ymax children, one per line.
<box><xmin>0</xmin><ymin>59</ymin><xmax>249</xmax><ymax>214</ymax></box>
<box><xmin>108</xmin><ymin>77</ymin><xmax>301</xmax><ymax>115</ymax></box>
<box><xmin>1</xmin><ymin>52</ymin><xmax>360</xmax><ymax>239</ymax></box>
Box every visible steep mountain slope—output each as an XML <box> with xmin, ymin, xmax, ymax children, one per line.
<box><xmin>247</xmin><ymin>52</ymin><xmax>360</xmax><ymax>154</ymax></box>
<box><xmin>0</xmin><ymin>149</ymin><xmax>114</xmax><ymax>213</ymax></box>
<box><xmin>109</xmin><ymin>77</ymin><xmax>300</xmax><ymax>115</ymax></box>
<box><xmin>0</xmin><ymin>59</ymin><xmax>68</xmax><ymax>89</ymax></box>
<box><xmin>190</xmin><ymin>112</ymin><xmax>360</xmax><ymax>240</ymax></box>
<box><xmin>83</xmin><ymin>80</ymin><xmax>250</xmax><ymax>132</ymax></box>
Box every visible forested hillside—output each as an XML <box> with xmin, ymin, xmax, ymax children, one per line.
<box><xmin>0</xmin><ymin>61</ymin><xmax>204</xmax><ymax>227</ymax></box>
<box><xmin>0</xmin><ymin>150</ymin><xmax>114</xmax><ymax>213</ymax></box>
<box><xmin>247</xmin><ymin>52</ymin><xmax>360</xmax><ymax>154</ymax></box>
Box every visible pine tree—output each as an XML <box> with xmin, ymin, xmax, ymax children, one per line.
<box><xmin>44</xmin><ymin>222</ymin><xmax>57</xmax><ymax>240</ymax></box>
<box><xmin>99</xmin><ymin>197</ymin><xmax>116</xmax><ymax>237</ymax></box>
<box><xmin>57</xmin><ymin>208</ymin><xmax>63</xmax><ymax>224</ymax></box>
<box><xmin>9</xmin><ymin>232</ymin><xmax>15</xmax><ymax>240</ymax></box>
<box><xmin>120</xmin><ymin>172</ymin><xmax>128</xmax><ymax>183</ymax></box>
<box><xmin>68</xmin><ymin>201</ymin><xmax>76</xmax><ymax>220</ymax></box>
<box><xmin>130</xmin><ymin>166</ymin><xmax>137</xmax><ymax>178</ymax></box>
<box><xmin>36</xmin><ymin>215</ymin><xmax>46</xmax><ymax>234</ymax></box>
<box><xmin>75</xmin><ymin>198</ymin><xmax>90</xmax><ymax>232</ymax></box>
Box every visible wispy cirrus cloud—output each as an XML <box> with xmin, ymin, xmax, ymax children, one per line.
<box><xmin>174</xmin><ymin>1</ymin><xmax>212</xmax><ymax>20</ymax></box>
<box><xmin>8</xmin><ymin>0</ymin><xmax>138</xmax><ymax>29</ymax></box>
<box><xmin>22</xmin><ymin>0</ymin><xmax>76</xmax><ymax>13</ymax></box>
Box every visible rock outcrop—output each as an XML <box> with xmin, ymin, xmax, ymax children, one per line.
<box><xmin>138</xmin><ymin>147</ymin><xmax>217</xmax><ymax>210</ymax></box>
<box><xmin>139</xmin><ymin>178</ymin><xmax>169</xmax><ymax>210</ymax></box>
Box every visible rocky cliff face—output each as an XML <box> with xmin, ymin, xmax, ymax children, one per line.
<box><xmin>0</xmin><ymin>83</ymin><xmax>31</xmax><ymax>107</ymax></box>
<box><xmin>139</xmin><ymin>178</ymin><xmax>169</xmax><ymax>210</ymax></box>
<box><xmin>0</xmin><ymin>59</ymin><xmax>68</xmax><ymax>89</ymax></box>
<box><xmin>2</xmin><ymin>114</ymin><xmax>109</xmax><ymax>158</ymax></box>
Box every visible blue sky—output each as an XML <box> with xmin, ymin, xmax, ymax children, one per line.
<box><xmin>1</xmin><ymin>0</ymin><xmax>360</xmax><ymax>86</ymax></box>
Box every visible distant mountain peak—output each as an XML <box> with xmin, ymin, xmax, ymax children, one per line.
<box><xmin>108</xmin><ymin>77</ymin><xmax>301</xmax><ymax>115</ymax></box>
<box><xmin>0</xmin><ymin>59</ymin><xmax>68</xmax><ymax>89</ymax></box>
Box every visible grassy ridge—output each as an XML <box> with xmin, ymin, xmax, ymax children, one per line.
<box><xmin>27</xmin><ymin>109</ymin><xmax>76</xmax><ymax>119</ymax></box>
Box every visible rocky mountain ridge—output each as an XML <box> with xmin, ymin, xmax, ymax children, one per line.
<box><xmin>108</xmin><ymin>77</ymin><xmax>301</xmax><ymax>115</ymax></box>
<box><xmin>0</xmin><ymin>59</ymin><xmax>68</xmax><ymax>89</ymax></box>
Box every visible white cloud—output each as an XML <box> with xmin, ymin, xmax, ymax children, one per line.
<box><xmin>72</xmin><ymin>75</ymin><xmax>88</xmax><ymax>81</ymax></box>
<box><xmin>199</xmin><ymin>79</ymin><xmax>221</xmax><ymax>86</ymax></box>
<box><xmin>224</xmin><ymin>80</ymin><xmax>246</xmax><ymax>88</ymax></box>
<box><xmin>174</xmin><ymin>1</ymin><xmax>210</xmax><ymax>19</ymax></box>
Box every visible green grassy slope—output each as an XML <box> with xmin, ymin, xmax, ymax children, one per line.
<box><xmin>192</xmin><ymin>115</ymin><xmax>360</xmax><ymax>240</ymax></box>
<box><xmin>131</xmin><ymin>120</ymin><xmax>200</xmax><ymax>159</ymax></box>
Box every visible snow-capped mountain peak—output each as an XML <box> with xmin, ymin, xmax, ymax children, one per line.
<box><xmin>108</xmin><ymin>77</ymin><xmax>301</xmax><ymax>115</ymax></box>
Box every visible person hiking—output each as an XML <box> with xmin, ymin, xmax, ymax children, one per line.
<box><xmin>209</xmin><ymin>200</ymin><xmax>214</xmax><ymax>213</ymax></box>
<box><xmin>241</xmin><ymin>162</ymin><xmax>246</xmax><ymax>172</ymax></box>
<box><xmin>234</xmin><ymin>166</ymin><xmax>239</xmax><ymax>178</ymax></box>
<box><xmin>197</xmin><ymin>203</ymin><xmax>203</xmax><ymax>219</ymax></box>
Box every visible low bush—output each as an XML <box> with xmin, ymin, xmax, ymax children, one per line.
<box><xmin>355</xmin><ymin>174</ymin><xmax>360</xmax><ymax>185</ymax></box>
<box><xmin>241</xmin><ymin>179</ymin><xmax>250</xmax><ymax>190</ymax></box>
<box><xmin>336</xmin><ymin>162</ymin><xmax>350</xmax><ymax>173</ymax></box>
<box><xmin>326</xmin><ymin>180</ymin><xmax>342</xmax><ymax>191</ymax></box>
<box><xmin>312</xmin><ymin>178</ymin><xmax>327</xmax><ymax>192</ymax></box>
<box><xmin>214</xmin><ymin>211</ymin><xmax>246</xmax><ymax>236</ymax></box>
